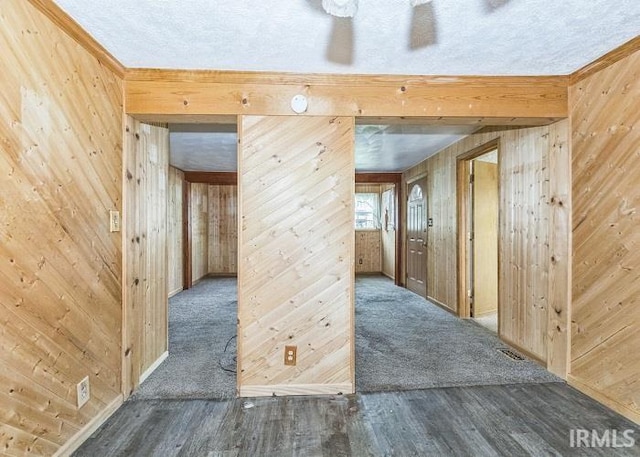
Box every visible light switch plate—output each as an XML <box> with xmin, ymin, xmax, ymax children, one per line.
<box><xmin>109</xmin><ymin>210</ymin><xmax>120</xmax><ymax>232</ymax></box>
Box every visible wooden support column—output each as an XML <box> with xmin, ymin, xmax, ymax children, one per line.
<box><xmin>238</xmin><ymin>115</ymin><xmax>355</xmax><ymax>397</ymax></box>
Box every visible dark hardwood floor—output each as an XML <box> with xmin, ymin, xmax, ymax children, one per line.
<box><xmin>74</xmin><ymin>382</ymin><xmax>640</xmax><ymax>456</ymax></box>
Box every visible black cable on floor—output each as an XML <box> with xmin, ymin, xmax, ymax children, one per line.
<box><xmin>219</xmin><ymin>334</ymin><xmax>237</xmax><ymax>374</ymax></box>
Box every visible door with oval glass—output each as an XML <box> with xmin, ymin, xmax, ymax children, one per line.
<box><xmin>406</xmin><ymin>177</ymin><xmax>427</xmax><ymax>297</ymax></box>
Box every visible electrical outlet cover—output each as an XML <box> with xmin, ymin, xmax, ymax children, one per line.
<box><xmin>77</xmin><ymin>376</ymin><xmax>90</xmax><ymax>408</ymax></box>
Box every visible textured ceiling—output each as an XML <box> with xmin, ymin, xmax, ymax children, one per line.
<box><xmin>53</xmin><ymin>1</ymin><xmax>638</xmax><ymax>172</ymax></box>
<box><xmin>53</xmin><ymin>0</ymin><xmax>639</xmax><ymax>75</ymax></box>
<box><xmin>169</xmin><ymin>124</ymin><xmax>477</xmax><ymax>172</ymax></box>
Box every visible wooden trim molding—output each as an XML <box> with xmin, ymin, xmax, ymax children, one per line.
<box><xmin>456</xmin><ymin>139</ymin><xmax>500</xmax><ymax>319</ymax></box>
<box><xmin>184</xmin><ymin>171</ymin><xmax>238</xmax><ymax>185</ymax></box>
<box><xmin>52</xmin><ymin>395</ymin><xmax>124</xmax><ymax>457</ymax></box>
<box><xmin>139</xmin><ymin>351</ymin><xmax>169</xmax><ymax>384</ymax></box>
<box><xmin>570</xmin><ymin>35</ymin><xmax>640</xmax><ymax>85</ymax></box>
<box><xmin>356</xmin><ymin>173</ymin><xmax>402</xmax><ymax>184</ymax></box>
<box><xmin>26</xmin><ymin>0</ymin><xmax>126</xmax><ymax>78</ymax></box>
<box><xmin>182</xmin><ymin>180</ymin><xmax>192</xmax><ymax>290</ymax></box>
<box><xmin>568</xmin><ymin>376</ymin><xmax>640</xmax><ymax>425</ymax></box>
<box><xmin>239</xmin><ymin>383</ymin><xmax>354</xmax><ymax>397</ymax></box>
<box><xmin>124</xmin><ymin>70</ymin><xmax>568</xmax><ymax>121</ymax></box>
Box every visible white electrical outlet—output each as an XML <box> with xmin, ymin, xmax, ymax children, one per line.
<box><xmin>77</xmin><ymin>376</ymin><xmax>90</xmax><ymax>408</ymax></box>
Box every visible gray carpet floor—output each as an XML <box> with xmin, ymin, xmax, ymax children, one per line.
<box><xmin>355</xmin><ymin>275</ymin><xmax>559</xmax><ymax>392</ymax></box>
<box><xmin>133</xmin><ymin>275</ymin><xmax>559</xmax><ymax>400</ymax></box>
<box><xmin>132</xmin><ymin>277</ymin><xmax>238</xmax><ymax>400</ymax></box>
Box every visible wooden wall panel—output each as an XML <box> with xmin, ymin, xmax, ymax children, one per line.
<box><xmin>167</xmin><ymin>166</ymin><xmax>184</xmax><ymax>296</ymax></box>
<box><xmin>238</xmin><ymin>115</ymin><xmax>354</xmax><ymax>397</ymax></box>
<box><xmin>355</xmin><ymin>231</ymin><xmax>382</xmax><ymax>273</ymax></box>
<box><xmin>569</xmin><ymin>49</ymin><xmax>640</xmax><ymax>422</ymax></box>
<box><xmin>208</xmin><ymin>185</ymin><xmax>238</xmax><ymax>275</ymax></box>
<box><xmin>403</xmin><ymin>122</ymin><xmax>570</xmax><ymax>368</ymax></box>
<box><xmin>0</xmin><ymin>1</ymin><xmax>123</xmax><ymax>454</ymax></box>
<box><xmin>123</xmin><ymin>118</ymin><xmax>169</xmax><ymax>395</ymax></box>
<box><xmin>190</xmin><ymin>183</ymin><xmax>209</xmax><ymax>282</ymax></box>
<box><xmin>355</xmin><ymin>184</ymin><xmax>381</xmax><ymax>194</ymax></box>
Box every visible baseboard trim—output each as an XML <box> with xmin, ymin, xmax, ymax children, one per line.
<box><xmin>498</xmin><ymin>335</ymin><xmax>546</xmax><ymax>367</ymax></box>
<box><xmin>53</xmin><ymin>394</ymin><xmax>123</xmax><ymax>457</ymax></box>
<box><xmin>381</xmin><ymin>272</ymin><xmax>395</xmax><ymax>280</ymax></box>
<box><xmin>568</xmin><ymin>375</ymin><xmax>640</xmax><ymax>425</ymax></box>
<box><xmin>168</xmin><ymin>287</ymin><xmax>183</xmax><ymax>298</ymax></box>
<box><xmin>239</xmin><ymin>382</ymin><xmax>353</xmax><ymax>397</ymax></box>
<box><xmin>426</xmin><ymin>296</ymin><xmax>457</xmax><ymax>316</ymax></box>
<box><xmin>139</xmin><ymin>351</ymin><xmax>168</xmax><ymax>384</ymax></box>
<box><xmin>207</xmin><ymin>272</ymin><xmax>238</xmax><ymax>278</ymax></box>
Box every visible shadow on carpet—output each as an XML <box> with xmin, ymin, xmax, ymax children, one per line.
<box><xmin>355</xmin><ymin>275</ymin><xmax>560</xmax><ymax>392</ymax></box>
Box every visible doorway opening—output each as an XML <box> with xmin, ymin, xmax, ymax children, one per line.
<box><xmin>457</xmin><ymin>141</ymin><xmax>500</xmax><ymax>334</ymax></box>
<box><xmin>131</xmin><ymin>121</ymin><xmax>240</xmax><ymax>401</ymax></box>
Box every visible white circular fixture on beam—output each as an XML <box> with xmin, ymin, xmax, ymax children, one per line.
<box><xmin>290</xmin><ymin>94</ymin><xmax>308</xmax><ymax>114</ymax></box>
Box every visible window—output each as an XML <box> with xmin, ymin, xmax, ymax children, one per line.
<box><xmin>355</xmin><ymin>193</ymin><xmax>380</xmax><ymax>230</ymax></box>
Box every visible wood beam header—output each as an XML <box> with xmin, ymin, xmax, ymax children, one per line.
<box><xmin>356</xmin><ymin>173</ymin><xmax>403</xmax><ymax>184</ymax></box>
<box><xmin>184</xmin><ymin>171</ymin><xmax>238</xmax><ymax>185</ymax></box>
<box><xmin>124</xmin><ymin>69</ymin><xmax>568</xmax><ymax>122</ymax></box>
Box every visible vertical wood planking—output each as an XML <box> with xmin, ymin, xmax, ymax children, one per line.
<box><xmin>403</xmin><ymin>123</ymin><xmax>570</xmax><ymax>366</ymax></box>
<box><xmin>167</xmin><ymin>166</ymin><xmax>184</xmax><ymax>296</ymax></box>
<box><xmin>473</xmin><ymin>161</ymin><xmax>499</xmax><ymax>316</ymax></box>
<box><xmin>190</xmin><ymin>183</ymin><xmax>209</xmax><ymax>282</ymax></box>
<box><xmin>0</xmin><ymin>0</ymin><xmax>123</xmax><ymax>454</ymax></box>
<box><xmin>569</xmin><ymin>49</ymin><xmax>640</xmax><ymax>422</ymax></box>
<box><xmin>355</xmin><ymin>231</ymin><xmax>382</xmax><ymax>273</ymax></box>
<box><xmin>123</xmin><ymin>117</ymin><xmax>169</xmax><ymax>395</ymax></box>
<box><xmin>238</xmin><ymin>115</ymin><xmax>354</xmax><ymax>396</ymax></box>
<box><xmin>208</xmin><ymin>185</ymin><xmax>238</xmax><ymax>275</ymax></box>
<box><xmin>546</xmin><ymin>121</ymin><xmax>571</xmax><ymax>378</ymax></box>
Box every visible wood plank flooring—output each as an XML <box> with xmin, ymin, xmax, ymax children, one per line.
<box><xmin>74</xmin><ymin>383</ymin><xmax>640</xmax><ymax>456</ymax></box>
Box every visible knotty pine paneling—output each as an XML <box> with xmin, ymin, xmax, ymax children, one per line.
<box><xmin>569</xmin><ymin>49</ymin><xmax>640</xmax><ymax>422</ymax></box>
<box><xmin>168</xmin><ymin>166</ymin><xmax>184</xmax><ymax>296</ymax></box>
<box><xmin>125</xmin><ymin>70</ymin><xmax>568</xmax><ymax>121</ymax></box>
<box><xmin>190</xmin><ymin>183</ymin><xmax>209</xmax><ymax>282</ymax></box>
<box><xmin>0</xmin><ymin>1</ymin><xmax>123</xmax><ymax>454</ymax></box>
<box><xmin>355</xmin><ymin>231</ymin><xmax>382</xmax><ymax>273</ymax></box>
<box><xmin>123</xmin><ymin>117</ymin><xmax>169</xmax><ymax>395</ymax></box>
<box><xmin>403</xmin><ymin>122</ymin><xmax>570</xmax><ymax>370</ymax></box>
<box><xmin>208</xmin><ymin>185</ymin><xmax>238</xmax><ymax>275</ymax></box>
<box><xmin>238</xmin><ymin>115</ymin><xmax>354</xmax><ymax>396</ymax></box>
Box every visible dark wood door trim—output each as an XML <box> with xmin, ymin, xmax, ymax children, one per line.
<box><xmin>182</xmin><ymin>180</ymin><xmax>192</xmax><ymax>289</ymax></box>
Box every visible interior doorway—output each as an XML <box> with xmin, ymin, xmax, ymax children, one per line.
<box><xmin>458</xmin><ymin>142</ymin><xmax>499</xmax><ymax>333</ymax></box>
<box><xmin>406</xmin><ymin>176</ymin><xmax>428</xmax><ymax>297</ymax></box>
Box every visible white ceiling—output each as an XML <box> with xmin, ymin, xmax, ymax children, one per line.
<box><xmin>169</xmin><ymin>124</ymin><xmax>237</xmax><ymax>172</ymax></box>
<box><xmin>53</xmin><ymin>0</ymin><xmax>639</xmax><ymax>75</ymax></box>
<box><xmin>53</xmin><ymin>1</ymin><xmax>639</xmax><ymax>172</ymax></box>
<box><xmin>169</xmin><ymin>123</ymin><xmax>478</xmax><ymax>172</ymax></box>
